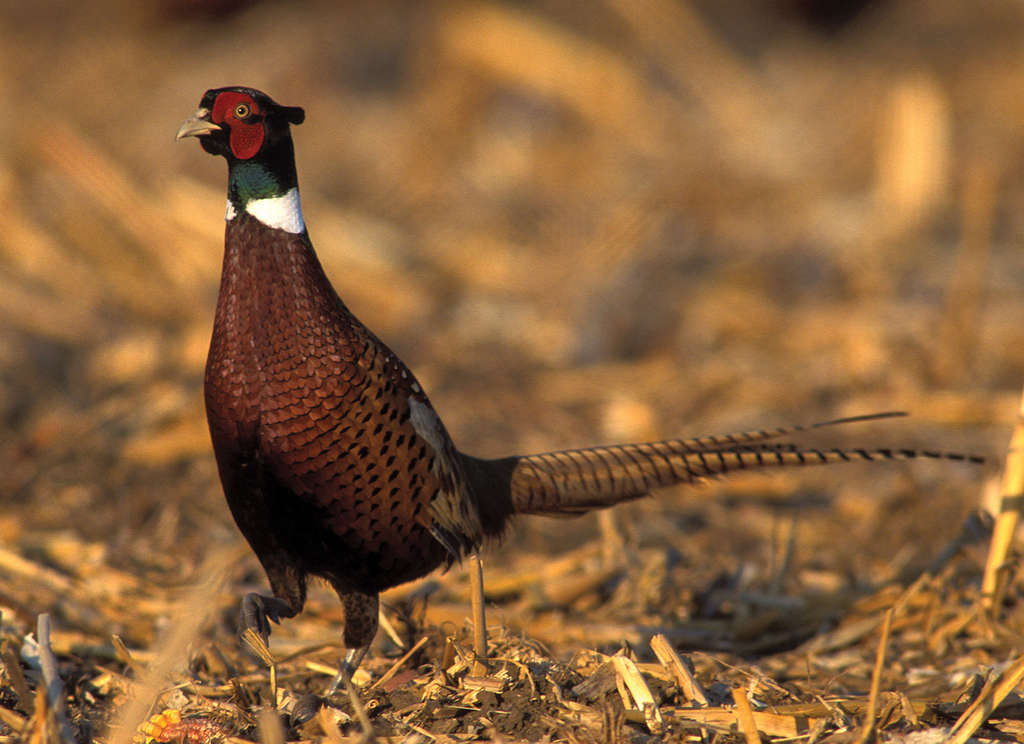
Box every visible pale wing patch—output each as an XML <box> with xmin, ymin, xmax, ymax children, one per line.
<box><xmin>225</xmin><ymin>199</ymin><xmax>238</xmax><ymax>221</ymax></box>
<box><xmin>245</xmin><ymin>187</ymin><xmax>306</xmax><ymax>234</ymax></box>
<box><xmin>408</xmin><ymin>396</ymin><xmax>483</xmax><ymax>554</ymax></box>
<box><xmin>408</xmin><ymin>397</ymin><xmax>446</xmax><ymax>460</ymax></box>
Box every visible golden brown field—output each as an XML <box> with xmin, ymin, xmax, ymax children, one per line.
<box><xmin>2</xmin><ymin>0</ymin><xmax>1024</xmax><ymax>741</ymax></box>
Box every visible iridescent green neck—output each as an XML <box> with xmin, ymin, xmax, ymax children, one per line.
<box><xmin>228</xmin><ymin>162</ymin><xmax>291</xmax><ymax>211</ymax></box>
<box><xmin>223</xmin><ymin>133</ymin><xmax>304</xmax><ymax>232</ymax></box>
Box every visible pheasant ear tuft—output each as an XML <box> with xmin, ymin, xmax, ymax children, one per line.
<box><xmin>284</xmin><ymin>106</ymin><xmax>305</xmax><ymax>125</ymax></box>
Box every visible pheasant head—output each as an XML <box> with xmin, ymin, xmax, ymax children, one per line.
<box><xmin>177</xmin><ymin>87</ymin><xmax>307</xmax><ymax>232</ymax></box>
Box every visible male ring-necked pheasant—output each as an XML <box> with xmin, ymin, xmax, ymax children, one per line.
<box><xmin>177</xmin><ymin>87</ymin><xmax>981</xmax><ymax>691</ymax></box>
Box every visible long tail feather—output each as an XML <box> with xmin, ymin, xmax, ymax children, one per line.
<box><xmin>504</xmin><ymin>438</ymin><xmax>983</xmax><ymax>516</ymax></box>
<box><xmin>645</xmin><ymin>411</ymin><xmax>908</xmax><ymax>452</ymax></box>
<box><xmin>459</xmin><ymin>412</ymin><xmax>983</xmax><ymax>530</ymax></box>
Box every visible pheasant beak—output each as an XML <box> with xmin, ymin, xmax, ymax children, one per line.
<box><xmin>176</xmin><ymin>108</ymin><xmax>221</xmax><ymax>140</ymax></box>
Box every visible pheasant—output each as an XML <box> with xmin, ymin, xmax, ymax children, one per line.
<box><xmin>177</xmin><ymin>86</ymin><xmax>981</xmax><ymax>692</ymax></box>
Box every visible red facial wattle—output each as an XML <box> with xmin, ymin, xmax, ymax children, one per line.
<box><xmin>211</xmin><ymin>91</ymin><xmax>265</xmax><ymax>160</ymax></box>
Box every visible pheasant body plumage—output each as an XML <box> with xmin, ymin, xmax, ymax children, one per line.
<box><xmin>206</xmin><ymin>211</ymin><xmax>482</xmax><ymax>595</ymax></box>
<box><xmin>178</xmin><ymin>86</ymin><xmax>982</xmax><ymax>676</ymax></box>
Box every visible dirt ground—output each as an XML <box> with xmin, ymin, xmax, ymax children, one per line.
<box><xmin>1</xmin><ymin>0</ymin><xmax>1024</xmax><ymax>741</ymax></box>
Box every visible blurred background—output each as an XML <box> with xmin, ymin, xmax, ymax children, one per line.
<box><xmin>1</xmin><ymin>0</ymin><xmax>1022</xmax><ymax>665</ymax></box>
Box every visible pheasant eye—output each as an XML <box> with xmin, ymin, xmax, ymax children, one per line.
<box><xmin>234</xmin><ymin>103</ymin><xmax>251</xmax><ymax>119</ymax></box>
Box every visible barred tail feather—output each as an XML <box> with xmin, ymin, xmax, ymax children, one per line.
<box><xmin>506</xmin><ymin>440</ymin><xmax>983</xmax><ymax>516</ymax></box>
<box><xmin>661</xmin><ymin>410</ymin><xmax>908</xmax><ymax>452</ymax></box>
